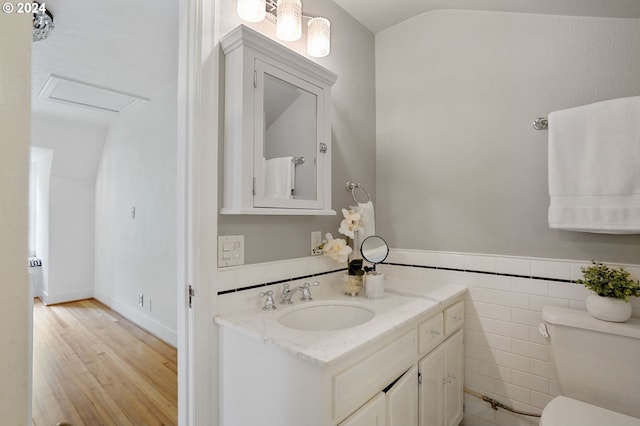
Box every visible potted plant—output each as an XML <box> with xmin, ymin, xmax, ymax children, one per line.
<box><xmin>577</xmin><ymin>261</ymin><xmax>640</xmax><ymax>322</ymax></box>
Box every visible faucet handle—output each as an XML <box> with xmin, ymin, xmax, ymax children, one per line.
<box><xmin>300</xmin><ymin>281</ymin><xmax>320</xmax><ymax>301</ymax></box>
<box><xmin>259</xmin><ymin>290</ymin><xmax>277</xmax><ymax>311</ymax></box>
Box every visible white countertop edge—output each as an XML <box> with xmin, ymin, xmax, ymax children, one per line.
<box><xmin>215</xmin><ymin>296</ymin><xmax>441</xmax><ymax>367</ymax></box>
<box><xmin>215</xmin><ymin>280</ymin><xmax>468</xmax><ymax>367</ymax></box>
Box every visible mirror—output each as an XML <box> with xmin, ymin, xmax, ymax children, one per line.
<box><xmin>361</xmin><ymin>235</ymin><xmax>389</xmax><ymax>265</ymax></box>
<box><xmin>263</xmin><ymin>71</ymin><xmax>317</xmax><ymax>201</ymax></box>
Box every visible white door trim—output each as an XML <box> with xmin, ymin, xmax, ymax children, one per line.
<box><xmin>177</xmin><ymin>0</ymin><xmax>219</xmax><ymax>424</ymax></box>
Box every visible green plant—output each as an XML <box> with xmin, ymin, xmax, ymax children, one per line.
<box><xmin>577</xmin><ymin>261</ymin><xmax>640</xmax><ymax>301</ymax></box>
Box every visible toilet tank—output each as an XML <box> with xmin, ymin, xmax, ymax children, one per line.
<box><xmin>542</xmin><ymin>306</ymin><xmax>640</xmax><ymax>419</ymax></box>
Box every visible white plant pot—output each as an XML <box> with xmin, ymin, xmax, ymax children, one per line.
<box><xmin>585</xmin><ymin>294</ymin><xmax>632</xmax><ymax>322</ymax></box>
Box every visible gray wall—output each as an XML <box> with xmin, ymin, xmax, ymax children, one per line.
<box><xmin>218</xmin><ymin>0</ymin><xmax>376</xmax><ymax>264</ymax></box>
<box><xmin>376</xmin><ymin>10</ymin><xmax>640</xmax><ymax>264</ymax></box>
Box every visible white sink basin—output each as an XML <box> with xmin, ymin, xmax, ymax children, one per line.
<box><xmin>277</xmin><ymin>302</ymin><xmax>375</xmax><ymax>331</ymax></box>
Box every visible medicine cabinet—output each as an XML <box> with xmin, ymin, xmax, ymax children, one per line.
<box><xmin>220</xmin><ymin>25</ymin><xmax>338</xmax><ymax>215</ymax></box>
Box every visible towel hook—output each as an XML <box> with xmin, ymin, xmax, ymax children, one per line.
<box><xmin>346</xmin><ymin>181</ymin><xmax>371</xmax><ymax>204</ymax></box>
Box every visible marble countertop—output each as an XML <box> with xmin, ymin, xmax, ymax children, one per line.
<box><xmin>214</xmin><ymin>277</ymin><xmax>467</xmax><ymax>367</ymax></box>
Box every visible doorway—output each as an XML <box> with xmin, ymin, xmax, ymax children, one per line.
<box><xmin>29</xmin><ymin>0</ymin><xmax>183</xmax><ymax>423</ymax></box>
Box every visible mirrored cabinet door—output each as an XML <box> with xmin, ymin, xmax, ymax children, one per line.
<box><xmin>253</xmin><ymin>59</ymin><xmax>324</xmax><ymax>209</ymax></box>
<box><xmin>220</xmin><ymin>25</ymin><xmax>337</xmax><ymax>215</ymax></box>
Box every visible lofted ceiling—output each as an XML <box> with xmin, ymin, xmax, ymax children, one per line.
<box><xmin>30</xmin><ymin>0</ymin><xmax>640</xmax><ymax>126</ymax></box>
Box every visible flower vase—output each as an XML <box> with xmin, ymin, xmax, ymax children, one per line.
<box><xmin>342</xmin><ymin>274</ymin><xmax>363</xmax><ymax>296</ymax></box>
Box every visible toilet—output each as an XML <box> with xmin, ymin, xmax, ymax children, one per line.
<box><xmin>540</xmin><ymin>306</ymin><xmax>640</xmax><ymax>425</ymax></box>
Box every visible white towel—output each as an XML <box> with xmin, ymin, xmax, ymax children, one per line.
<box><xmin>356</xmin><ymin>200</ymin><xmax>376</xmax><ymax>246</ymax></box>
<box><xmin>265</xmin><ymin>156</ymin><xmax>295</xmax><ymax>199</ymax></box>
<box><xmin>548</xmin><ymin>96</ymin><xmax>640</xmax><ymax>233</ymax></box>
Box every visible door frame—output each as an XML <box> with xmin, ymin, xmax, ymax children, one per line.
<box><xmin>177</xmin><ymin>0</ymin><xmax>219</xmax><ymax>424</ymax></box>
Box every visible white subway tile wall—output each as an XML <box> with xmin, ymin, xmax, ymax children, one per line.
<box><xmin>216</xmin><ymin>255</ymin><xmax>345</xmax><ymax>314</ymax></box>
<box><xmin>381</xmin><ymin>249</ymin><xmax>640</xmax><ymax>426</ymax></box>
<box><xmin>216</xmin><ymin>249</ymin><xmax>640</xmax><ymax>426</ymax></box>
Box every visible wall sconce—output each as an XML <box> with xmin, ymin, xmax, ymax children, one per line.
<box><xmin>237</xmin><ymin>0</ymin><xmax>331</xmax><ymax>57</ymax></box>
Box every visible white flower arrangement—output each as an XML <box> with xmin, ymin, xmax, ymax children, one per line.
<box><xmin>323</xmin><ymin>205</ymin><xmax>364</xmax><ymax>264</ymax></box>
<box><xmin>323</xmin><ymin>205</ymin><xmax>367</xmax><ymax>296</ymax></box>
<box><xmin>338</xmin><ymin>207</ymin><xmax>362</xmax><ymax>239</ymax></box>
<box><xmin>322</xmin><ymin>233</ymin><xmax>352</xmax><ymax>263</ymax></box>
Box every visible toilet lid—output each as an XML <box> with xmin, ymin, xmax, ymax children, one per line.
<box><xmin>541</xmin><ymin>397</ymin><xmax>640</xmax><ymax>426</ymax></box>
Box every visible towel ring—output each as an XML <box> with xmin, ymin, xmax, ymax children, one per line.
<box><xmin>346</xmin><ymin>181</ymin><xmax>371</xmax><ymax>204</ymax></box>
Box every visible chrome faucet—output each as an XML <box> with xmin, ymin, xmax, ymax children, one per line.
<box><xmin>280</xmin><ymin>281</ymin><xmax>319</xmax><ymax>304</ymax></box>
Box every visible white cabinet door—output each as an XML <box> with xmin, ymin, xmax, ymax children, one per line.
<box><xmin>387</xmin><ymin>366</ymin><xmax>419</xmax><ymax>426</ymax></box>
<box><xmin>419</xmin><ymin>330</ymin><xmax>464</xmax><ymax>426</ymax></box>
<box><xmin>445</xmin><ymin>330</ymin><xmax>464</xmax><ymax>426</ymax></box>
<box><xmin>419</xmin><ymin>344</ymin><xmax>445</xmax><ymax>426</ymax></box>
<box><xmin>340</xmin><ymin>392</ymin><xmax>386</xmax><ymax>426</ymax></box>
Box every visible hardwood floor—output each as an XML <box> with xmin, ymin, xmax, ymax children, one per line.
<box><xmin>32</xmin><ymin>298</ymin><xmax>177</xmax><ymax>426</ymax></box>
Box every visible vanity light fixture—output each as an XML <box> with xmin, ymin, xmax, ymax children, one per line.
<box><xmin>237</xmin><ymin>0</ymin><xmax>331</xmax><ymax>58</ymax></box>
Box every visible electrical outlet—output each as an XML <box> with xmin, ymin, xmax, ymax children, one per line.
<box><xmin>138</xmin><ymin>293</ymin><xmax>144</xmax><ymax>307</ymax></box>
<box><xmin>311</xmin><ymin>231</ymin><xmax>323</xmax><ymax>256</ymax></box>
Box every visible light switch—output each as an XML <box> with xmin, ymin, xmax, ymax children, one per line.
<box><xmin>218</xmin><ymin>235</ymin><xmax>245</xmax><ymax>267</ymax></box>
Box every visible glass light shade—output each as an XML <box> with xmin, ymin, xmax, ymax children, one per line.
<box><xmin>237</xmin><ymin>0</ymin><xmax>266</xmax><ymax>22</ymax></box>
<box><xmin>307</xmin><ymin>17</ymin><xmax>330</xmax><ymax>57</ymax></box>
<box><xmin>276</xmin><ymin>0</ymin><xmax>302</xmax><ymax>41</ymax></box>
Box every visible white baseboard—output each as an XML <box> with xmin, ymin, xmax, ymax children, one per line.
<box><xmin>93</xmin><ymin>289</ymin><xmax>177</xmax><ymax>347</ymax></box>
<box><xmin>40</xmin><ymin>288</ymin><xmax>94</xmax><ymax>306</ymax></box>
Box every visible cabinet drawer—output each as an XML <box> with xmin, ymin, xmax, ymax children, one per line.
<box><xmin>418</xmin><ymin>313</ymin><xmax>444</xmax><ymax>355</ymax></box>
<box><xmin>333</xmin><ymin>329</ymin><xmax>418</xmax><ymax>421</ymax></box>
<box><xmin>444</xmin><ymin>301</ymin><xmax>464</xmax><ymax>336</ymax></box>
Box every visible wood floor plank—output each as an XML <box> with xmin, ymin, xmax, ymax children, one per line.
<box><xmin>32</xmin><ymin>298</ymin><xmax>177</xmax><ymax>426</ymax></box>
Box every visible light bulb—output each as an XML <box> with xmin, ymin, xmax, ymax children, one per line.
<box><xmin>237</xmin><ymin>0</ymin><xmax>266</xmax><ymax>23</ymax></box>
<box><xmin>276</xmin><ymin>0</ymin><xmax>302</xmax><ymax>41</ymax></box>
<box><xmin>307</xmin><ymin>17</ymin><xmax>330</xmax><ymax>57</ymax></box>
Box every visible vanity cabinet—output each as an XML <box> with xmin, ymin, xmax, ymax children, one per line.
<box><xmin>218</xmin><ymin>299</ymin><xmax>464</xmax><ymax>426</ymax></box>
<box><xmin>220</xmin><ymin>25</ymin><xmax>337</xmax><ymax>215</ymax></box>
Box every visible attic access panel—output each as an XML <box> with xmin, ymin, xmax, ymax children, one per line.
<box><xmin>38</xmin><ymin>75</ymin><xmax>148</xmax><ymax>114</ymax></box>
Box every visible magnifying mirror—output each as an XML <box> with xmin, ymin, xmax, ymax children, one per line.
<box><xmin>360</xmin><ymin>235</ymin><xmax>389</xmax><ymax>267</ymax></box>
